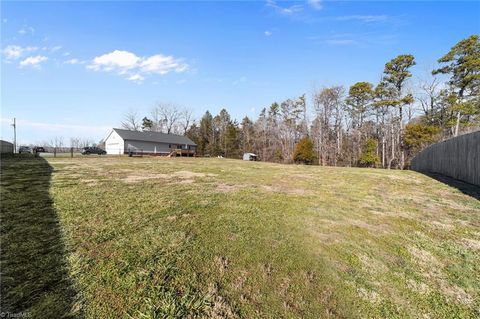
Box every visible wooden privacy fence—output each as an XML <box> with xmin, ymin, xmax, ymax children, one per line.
<box><xmin>411</xmin><ymin>131</ymin><xmax>480</xmax><ymax>186</ymax></box>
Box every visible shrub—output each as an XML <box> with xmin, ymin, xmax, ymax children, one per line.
<box><xmin>293</xmin><ymin>137</ymin><xmax>316</xmax><ymax>164</ymax></box>
<box><xmin>359</xmin><ymin>138</ymin><xmax>380</xmax><ymax>167</ymax></box>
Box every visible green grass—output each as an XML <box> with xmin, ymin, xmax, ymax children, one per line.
<box><xmin>1</xmin><ymin>156</ymin><xmax>479</xmax><ymax>318</ymax></box>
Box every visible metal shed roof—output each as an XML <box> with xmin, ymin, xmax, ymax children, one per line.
<box><xmin>112</xmin><ymin>128</ymin><xmax>197</xmax><ymax>146</ymax></box>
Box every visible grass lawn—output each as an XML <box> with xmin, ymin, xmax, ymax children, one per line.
<box><xmin>1</xmin><ymin>156</ymin><xmax>479</xmax><ymax>318</ymax></box>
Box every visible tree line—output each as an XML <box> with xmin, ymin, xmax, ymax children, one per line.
<box><xmin>123</xmin><ymin>35</ymin><xmax>479</xmax><ymax>168</ymax></box>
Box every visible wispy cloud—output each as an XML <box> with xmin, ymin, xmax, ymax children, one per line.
<box><xmin>64</xmin><ymin>58</ymin><xmax>85</xmax><ymax>65</ymax></box>
<box><xmin>266</xmin><ymin>0</ymin><xmax>303</xmax><ymax>15</ymax></box>
<box><xmin>127</xmin><ymin>73</ymin><xmax>145</xmax><ymax>83</ymax></box>
<box><xmin>87</xmin><ymin>50</ymin><xmax>188</xmax><ymax>82</ymax></box>
<box><xmin>336</xmin><ymin>15</ymin><xmax>389</xmax><ymax>23</ymax></box>
<box><xmin>264</xmin><ymin>30</ymin><xmax>273</xmax><ymax>36</ymax></box>
<box><xmin>307</xmin><ymin>0</ymin><xmax>322</xmax><ymax>10</ymax></box>
<box><xmin>309</xmin><ymin>32</ymin><xmax>398</xmax><ymax>47</ymax></box>
<box><xmin>50</xmin><ymin>45</ymin><xmax>62</xmax><ymax>52</ymax></box>
<box><xmin>2</xmin><ymin>45</ymin><xmax>38</xmax><ymax>60</ymax></box>
<box><xmin>233</xmin><ymin>76</ymin><xmax>247</xmax><ymax>85</ymax></box>
<box><xmin>18</xmin><ymin>25</ymin><xmax>35</xmax><ymax>35</ymax></box>
<box><xmin>19</xmin><ymin>55</ymin><xmax>48</xmax><ymax>68</ymax></box>
<box><xmin>325</xmin><ymin>39</ymin><xmax>358</xmax><ymax>45</ymax></box>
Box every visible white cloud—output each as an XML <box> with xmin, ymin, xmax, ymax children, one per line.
<box><xmin>50</xmin><ymin>45</ymin><xmax>62</xmax><ymax>52</ymax></box>
<box><xmin>3</xmin><ymin>45</ymin><xmax>38</xmax><ymax>60</ymax></box>
<box><xmin>264</xmin><ymin>30</ymin><xmax>272</xmax><ymax>36</ymax></box>
<box><xmin>18</xmin><ymin>25</ymin><xmax>35</xmax><ymax>35</ymax></box>
<box><xmin>307</xmin><ymin>0</ymin><xmax>322</xmax><ymax>10</ymax></box>
<box><xmin>233</xmin><ymin>76</ymin><xmax>247</xmax><ymax>85</ymax></box>
<box><xmin>140</xmin><ymin>54</ymin><xmax>188</xmax><ymax>74</ymax></box>
<box><xmin>127</xmin><ymin>74</ymin><xmax>144</xmax><ymax>82</ymax></box>
<box><xmin>87</xmin><ymin>50</ymin><xmax>188</xmax><ymax>82</ymax></box>
<box><xmin>19</xmin><ymin>55</ymin><xmax>48</xmax><ymax>68</ymax></box>
<box><xmin>88</xmin><ymin>50</ymin><xmax>140</xmax><ymax>72</ymax></box>
<box><xmin>266</xmin><ymin>0</ymin><xmax>303</xmax><ymax>15</ymax></box>
<box><xmin>64</xmin><ymin>58</ymin><xmax>84</xmax><ymax>65</ymax></box>
<box><xmin>336</xmin><ymin>15</ymin><xmax>388</xmax><ymax>23</ymax></box>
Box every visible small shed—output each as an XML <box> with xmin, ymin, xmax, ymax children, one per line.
<box><xmin>0</xmin><ymin>140</ymin><xmax>14</xmax><ymax>155</ymax></box>
<box><xmin>243</xmin><ymin>153</ymin><xmax>258</xmax><ymax>161</ymax></box>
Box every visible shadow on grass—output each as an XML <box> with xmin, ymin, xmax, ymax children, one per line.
<box><xmin>422</xmin><ymin>172</ymin><xmax>480</xmax><ymax>201</ymax></box>
<box><xmin>0</xmin><ymin>156</ymin><xmax>81</xmax><ymax>317</ymax></box>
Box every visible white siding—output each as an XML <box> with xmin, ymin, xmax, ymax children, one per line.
<box><xmin>105</xmin><ymin>130</ymin><xmax>125</xmax><ymax>155</ymax></box>
<box><xmin>0</xmin><ymin>140</ymin><xmax>14</xmax><ymax>154</ymax></box>
<box><xmin>125</xmin><ymin>140</ymin><xmax>171</xmax><ymax>154</ymax></box>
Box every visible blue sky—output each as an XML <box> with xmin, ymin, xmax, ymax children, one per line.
<box><xmin>1</xmin><ymin>1</ymin><xmax>479</xmax><ymax>145</ymax></box>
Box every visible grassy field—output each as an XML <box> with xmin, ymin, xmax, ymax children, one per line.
<box><xmin>1</xmin><ymin>156</ymin><xmax>479</xmax><ymax>318</ymax></box>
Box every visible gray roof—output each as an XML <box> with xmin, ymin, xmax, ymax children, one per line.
<box><xmin>113</xmin><ymin>128</ymin><xmax>197</xmax><ymax>146</ymax></box>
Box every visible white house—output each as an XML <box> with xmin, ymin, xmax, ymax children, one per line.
<box><xmin>104</xmin><ymin>128</ymin><xmax>197</xmax><ymax>156</ymax></box>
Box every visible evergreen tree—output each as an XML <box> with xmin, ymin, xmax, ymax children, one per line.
<box><xmin>293</xmin><ymin>137</ymin><xmax>316</xmax><ymax>164</ymax></box>
<box><xmin>198</xmin><ymin>111</ymin><xmax>213</xmax><ymax>156</ymax></box>
<box><xmin>141</xmin><ymin>117</ymin><xmax>154</xmax><ymax>131</ymax></box>
<box><xmin>379</xmin><ymin>54</ymin><xmax>416</xmax><ymax>169</ymax></box>
<box><xmin>359</xmin><ymin>139</ymin><xmax>380</xmax><ymax>167</ymax></box>
<box><xmin>433</xmin><ymin>35</ymin><xmax>480</xmax><ymax>136</ymax></box>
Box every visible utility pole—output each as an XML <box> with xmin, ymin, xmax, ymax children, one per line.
<box><xmin>12</xmin><ymin>118</ymin><xmax>17</xmax><ymax>153</ymax></box>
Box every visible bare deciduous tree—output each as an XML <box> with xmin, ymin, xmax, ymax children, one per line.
<box><xmin>180</xmin><ymin>108</ymin><xmax>194</xmax><ymax>135</ymax></box>
<box><xmin>122</xmin><ymin>110</ymin><xmax>141</xmax><ymax>131</ymax></box>
<box><xmin>151</xmin><ymin>103</ymin><xmax>181</xmax><ymax>134</ymax></box>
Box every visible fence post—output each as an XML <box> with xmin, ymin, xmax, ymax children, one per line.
<box><xmin>54</xmin><ymin>147</ymin><xmax>56</xmax><ymax>158</ymax></box>
<box><xmin>71</xmin><ymin>147</ymin><xmax>73</xmax><ymax>158</ymax></box>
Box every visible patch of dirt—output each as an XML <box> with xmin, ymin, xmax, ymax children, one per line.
<box><xmin>262</xmin><ymin>185</ymin><xmax>310</xmax><ymax>195</ymax></box>
<box><xmin>173</xmin><ymin>170</ymin><xmax>216</xmax><ymax>179</ymax></box>
<box><xmin>440</xmin><ymin>282</ymin><xmax>474</xmax><ymax>305</ymax></box>
<box><xmin>81</xmin><ymin>179</ymin><xmax>98</xmax><ymax>187</ymax></box>
<box><xmin>314</xmin><ymin>232</ymin><xmax>344</xmax><ymax>244</ymax></box>
<box><xmin>207</xmin><ymin>283</ymin><xmax>238</xmax><ymax>319</ymax></box>
<box><xmin>121</xmin><ymin>170</ymin><xmax>217</xmax><ymax>184</ymax></box>
<box><xmin>215</xmin><ymin>256</ymin><xmax>230</xmax><ymax>275</ymax></box>
<box><xmin>233</xmin><ymin>271</ymin><xmax>248</xmax><ymax>290</ymax></box>
<box><xmin>216</xmin><ymin>183</ymin><xmax>244</xmax><ymax>193</ymax></box>
<box><xmin>122</xmin><ymin>173</ymin><xmax>168</xmax><ymax>183</ymax></box>
<box><xmin>430</xmin><ymin>220</ymin><xmax>455</xmax><ymax>231</ymax></box>
<box><xmin>178</xmin><ymin>179</ymin><xmax>195</xmax><ymax>184</ymax></box>
<box><xmin>349</xmin><ymin>219</ymin><xmax>391</xmax><ymax>235</ymax></box>
<box><xmin>408</xmin><ymin>246</ymin><xmax>441</xmax><ymax>269</ymax></box>
<box><xmin>357</xmin><ymin>287</ymin><xmax>381</xmax><ymax>304</ymax></box>
<box><xmin>406</xmin><ymin>279</ymin><xmax>430</xmax><ymax>294</ymax></box>
<box><xmin>358</xmin><ymin>254</ymin><xmax>388</xmax><ymax>274</ymax></box>
<box><xmin>262</xmin><ymin>263</ymin><xmax>273</xmax><ymax>278</ymax></box>
<box><xmin>461</xmin><ymin>238</ymin><xmax>480</xmax><ymax>251</ymax></box>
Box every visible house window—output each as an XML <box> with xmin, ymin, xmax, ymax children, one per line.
<box><xmin>169</xmin><ymin>144</ymin><xmax>171</xmax><ymax>148</ymax></box>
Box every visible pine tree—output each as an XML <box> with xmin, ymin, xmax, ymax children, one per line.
<box><xmin>433</xmin><ymin>35</ymin><xmax>480</xmax><ymax>136</ymax></box>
